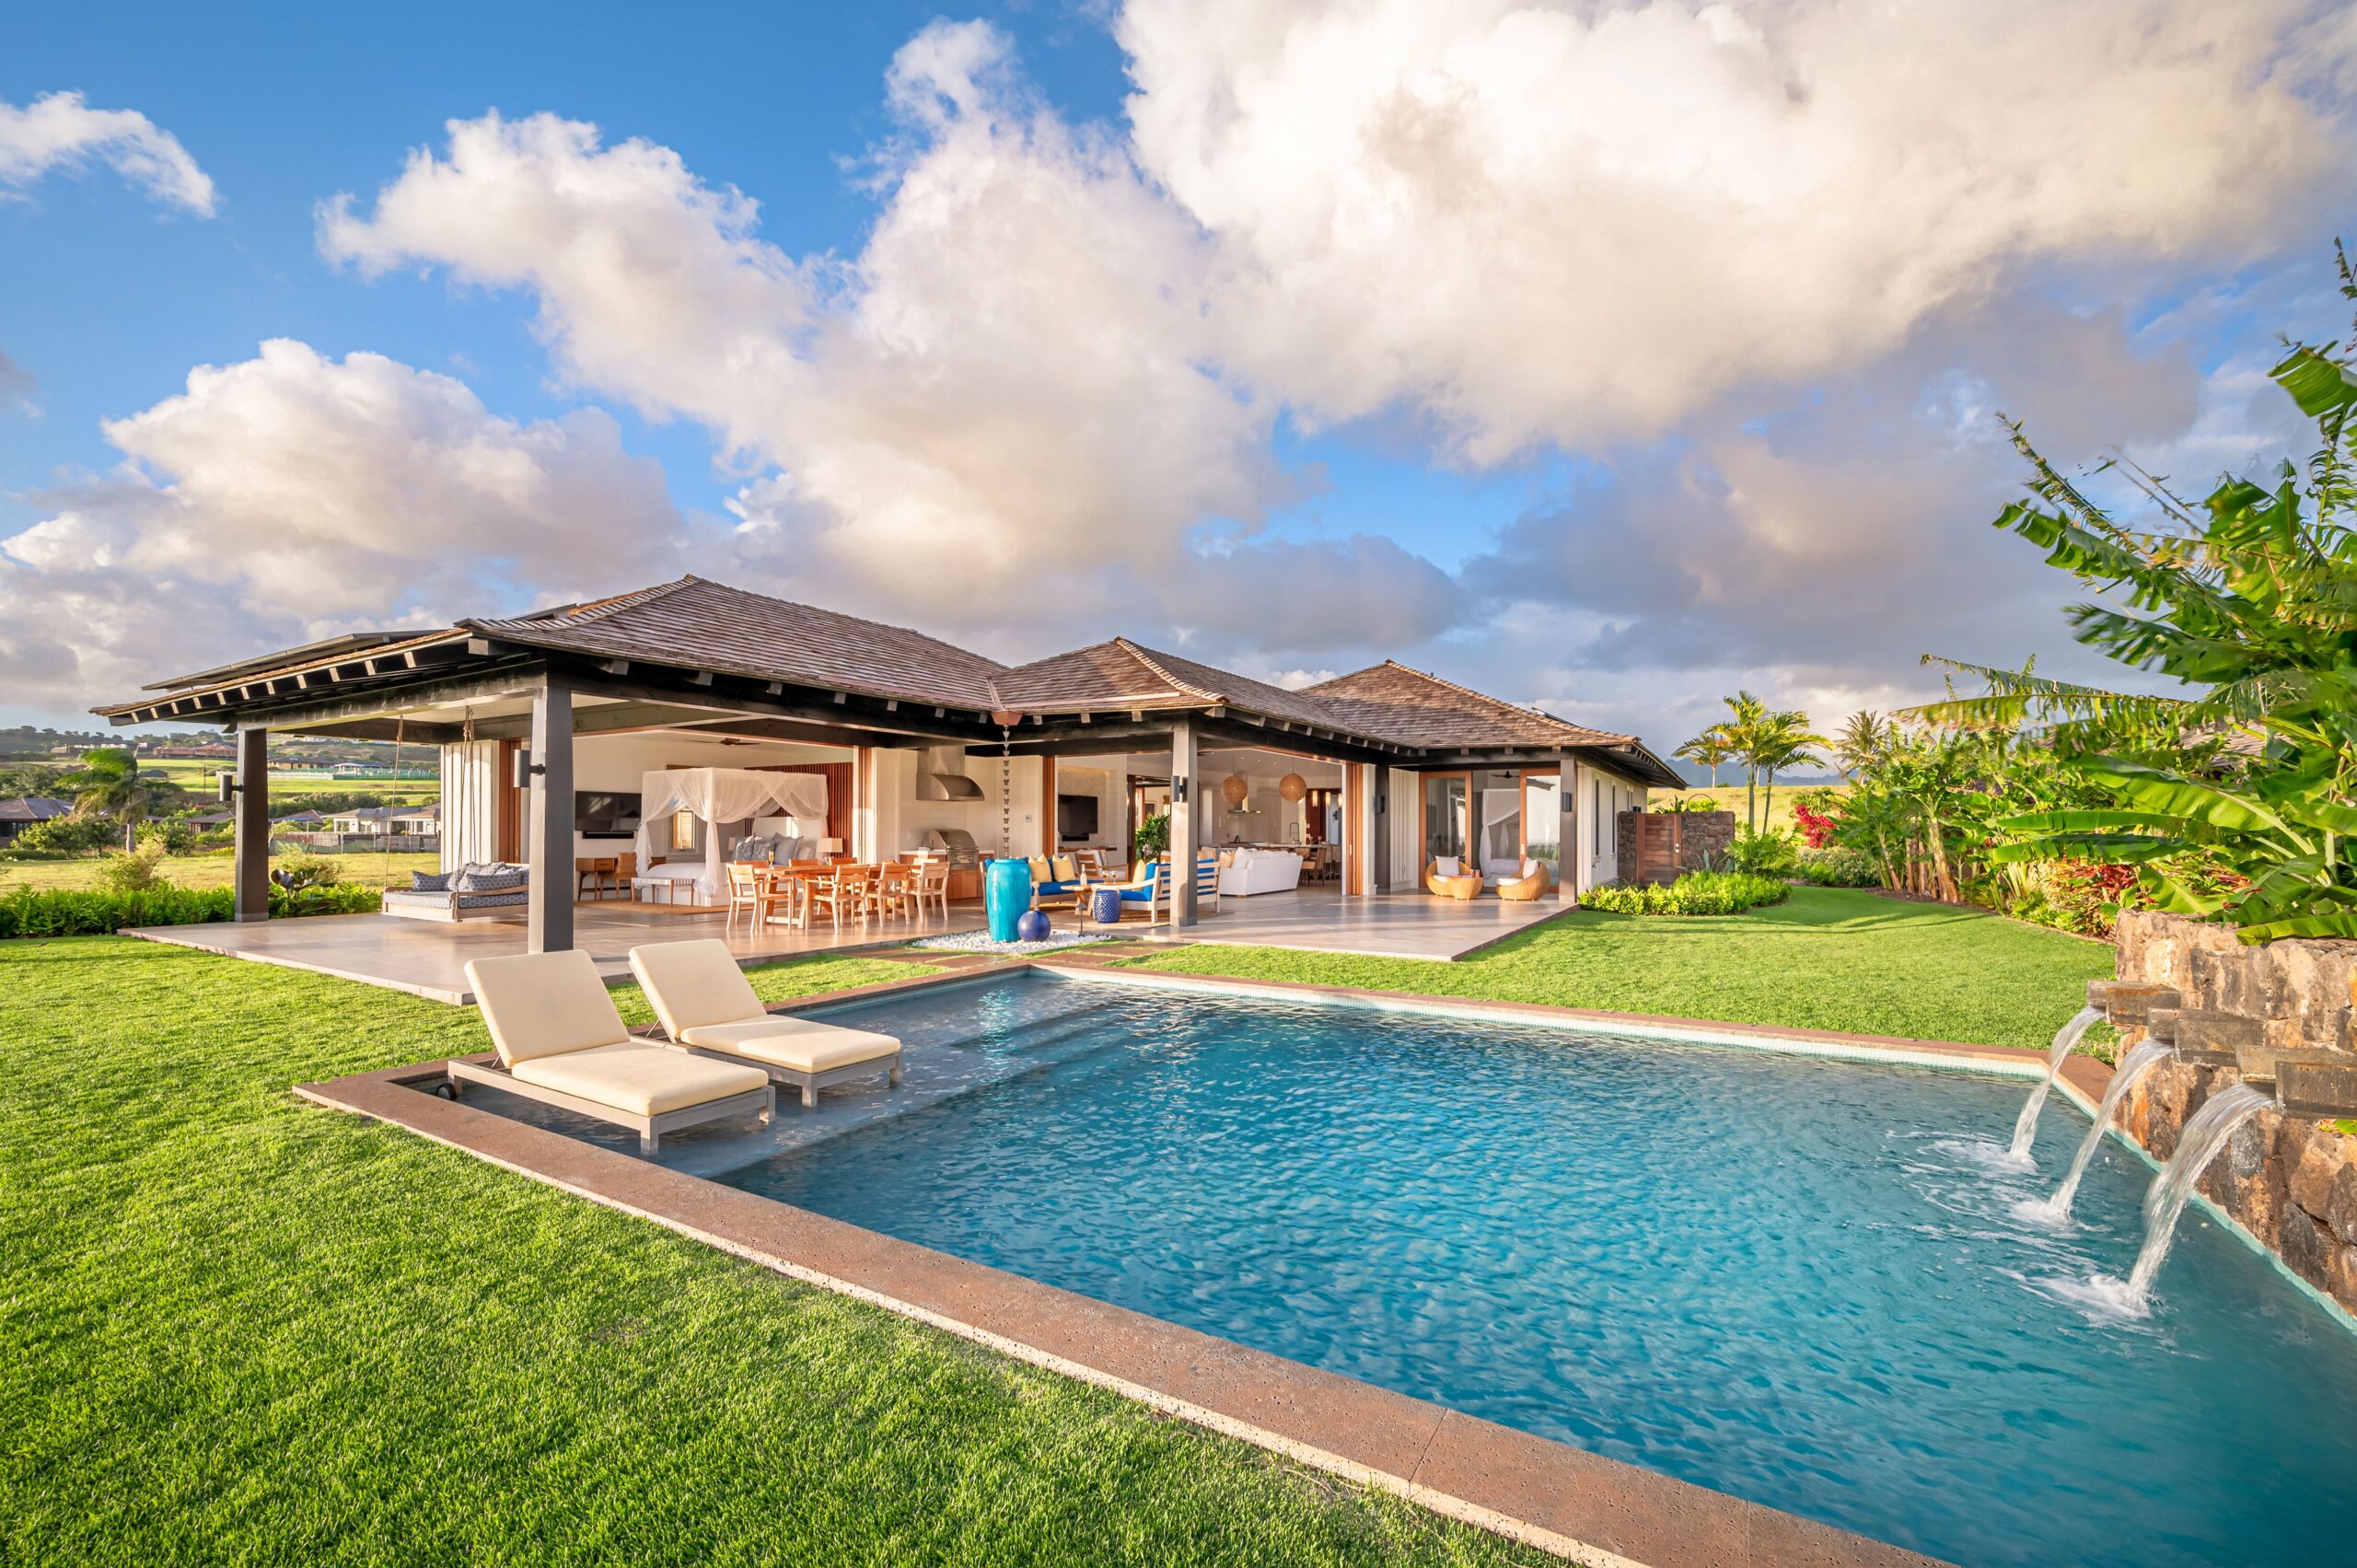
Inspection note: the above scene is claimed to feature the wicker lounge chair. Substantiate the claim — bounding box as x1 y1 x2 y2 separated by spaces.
627 938 903 1109
443 948 773 1154
1426 857 1482 900
1497 857 1550 900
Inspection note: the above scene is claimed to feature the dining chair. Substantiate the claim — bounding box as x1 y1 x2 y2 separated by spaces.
912 860 950 919
726 862 785 929
874 862 915 922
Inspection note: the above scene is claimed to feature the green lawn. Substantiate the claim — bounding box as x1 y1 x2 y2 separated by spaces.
1652 781 1844 834
1126 886 2110 1055
2 850 442 893
0 936 1547 1567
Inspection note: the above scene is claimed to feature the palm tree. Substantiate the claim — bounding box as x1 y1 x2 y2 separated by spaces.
1746 711 1829 832
68 747 160 850
1833 711 1889 776
1710 691 1771 829
1673 727 1734 787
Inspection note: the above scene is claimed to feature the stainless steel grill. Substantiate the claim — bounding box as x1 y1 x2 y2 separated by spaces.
922 827 981 871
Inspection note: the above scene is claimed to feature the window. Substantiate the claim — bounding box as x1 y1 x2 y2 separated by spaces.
669 808 696 852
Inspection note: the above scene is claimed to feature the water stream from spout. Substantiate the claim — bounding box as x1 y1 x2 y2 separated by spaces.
2101 1084 2271 1307
2008 1005 2102 1164
2023 1039 2173 1224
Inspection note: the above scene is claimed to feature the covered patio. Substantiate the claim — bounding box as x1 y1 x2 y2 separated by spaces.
99 575 1682 1000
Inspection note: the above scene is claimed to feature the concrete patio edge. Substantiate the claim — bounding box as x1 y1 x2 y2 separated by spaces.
293 957 1979 1568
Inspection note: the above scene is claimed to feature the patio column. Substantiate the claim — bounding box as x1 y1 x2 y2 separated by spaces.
1169 717 1197 927
232 725 270 923
1557 752 1579 903
527 679 575 954
1369 767 1390 892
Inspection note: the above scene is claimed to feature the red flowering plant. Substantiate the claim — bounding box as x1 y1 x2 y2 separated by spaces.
1792 802 1836 849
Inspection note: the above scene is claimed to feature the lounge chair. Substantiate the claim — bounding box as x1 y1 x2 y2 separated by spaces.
445 949 774 1154
1497 857 1550 900
627 939 903 1109
1426 857 1482 900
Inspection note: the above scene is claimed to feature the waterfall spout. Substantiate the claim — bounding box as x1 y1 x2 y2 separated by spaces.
2009 1005 2102 1164
2025 1039 2173 1223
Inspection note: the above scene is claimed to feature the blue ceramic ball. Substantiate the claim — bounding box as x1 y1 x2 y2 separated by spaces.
1015 910 1051 944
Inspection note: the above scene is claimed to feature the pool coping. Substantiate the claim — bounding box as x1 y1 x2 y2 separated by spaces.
296 960 2032 1568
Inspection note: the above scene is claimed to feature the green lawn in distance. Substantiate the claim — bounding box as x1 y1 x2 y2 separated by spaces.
1 850 443 893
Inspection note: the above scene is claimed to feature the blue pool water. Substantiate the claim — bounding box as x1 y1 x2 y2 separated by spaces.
725 972 2357 1568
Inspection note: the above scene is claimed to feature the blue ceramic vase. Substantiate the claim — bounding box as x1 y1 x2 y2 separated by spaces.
983 857 1032 943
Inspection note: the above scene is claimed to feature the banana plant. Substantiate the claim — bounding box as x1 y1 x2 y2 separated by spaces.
1915 240 2357 943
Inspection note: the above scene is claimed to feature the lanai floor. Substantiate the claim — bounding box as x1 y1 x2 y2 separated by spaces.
125 883 1571 1004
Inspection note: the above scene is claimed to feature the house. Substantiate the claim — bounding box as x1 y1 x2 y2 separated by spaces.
99 575 1679 944
327 804 440 837
0 796 72 844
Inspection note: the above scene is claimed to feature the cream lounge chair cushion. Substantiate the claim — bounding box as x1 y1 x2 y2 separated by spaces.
509 1041 767 1116
678 1016 901 1074
626 938 769 1040
466 948 634 1065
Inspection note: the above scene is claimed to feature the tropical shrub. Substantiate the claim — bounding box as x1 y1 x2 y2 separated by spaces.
1132 811 1170 861
1581 870 1789 916
1922 243 2357 941
134 819 198 854
94 844 170 894
1795 845 1879 887
0 881 381 939
9 815 119 855
1791 801 1836 848
1727 826 1799 877
269 849 342 891
1648 794 1723 813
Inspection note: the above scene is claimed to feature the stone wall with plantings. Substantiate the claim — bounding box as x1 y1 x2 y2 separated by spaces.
1616 807 1734 881
2109 911 2357 1315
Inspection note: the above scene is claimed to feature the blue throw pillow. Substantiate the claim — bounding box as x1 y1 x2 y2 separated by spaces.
411 871 452 892
455 865 528 894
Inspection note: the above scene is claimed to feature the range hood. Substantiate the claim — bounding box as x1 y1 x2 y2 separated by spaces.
915 745 984 801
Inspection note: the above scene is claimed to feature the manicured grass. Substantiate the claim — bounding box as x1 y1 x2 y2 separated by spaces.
1124 886 2110 1055
0 936 1548 1567
1 850 441 893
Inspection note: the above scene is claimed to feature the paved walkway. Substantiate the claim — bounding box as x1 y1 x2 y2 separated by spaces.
126 884 1567 1003
126 902 987 1004
1189 882 1571 960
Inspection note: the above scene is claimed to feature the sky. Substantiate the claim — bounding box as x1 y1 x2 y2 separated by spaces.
5 0 2355 760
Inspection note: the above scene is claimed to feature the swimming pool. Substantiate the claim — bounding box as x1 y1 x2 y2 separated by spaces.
722 971 2357 1568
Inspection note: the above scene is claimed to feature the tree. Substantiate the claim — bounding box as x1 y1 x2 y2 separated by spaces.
1833 711 1890 775
67 748 164 851
1744 710 1830 833
1673 727 1734 787
1916 240 2357 940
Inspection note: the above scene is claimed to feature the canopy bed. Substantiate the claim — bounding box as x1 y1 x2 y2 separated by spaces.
630 767 829 907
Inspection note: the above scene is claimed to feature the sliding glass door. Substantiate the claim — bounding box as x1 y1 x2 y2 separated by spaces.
1422 772 1469 871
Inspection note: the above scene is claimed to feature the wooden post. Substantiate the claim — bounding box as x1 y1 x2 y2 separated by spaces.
1169 718 1197 928
1557 754 1579 902
233 725 270 923
1370 767 1390 892
528 679 574 954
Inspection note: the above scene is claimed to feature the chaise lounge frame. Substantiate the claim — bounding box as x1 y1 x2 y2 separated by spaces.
443 1057 774 1155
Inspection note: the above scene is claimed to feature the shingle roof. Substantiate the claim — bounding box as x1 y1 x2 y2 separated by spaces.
0 796 71 824
1304 662 1684 784
465 576 1010 712
104 575 1678 774
995 640 1350 736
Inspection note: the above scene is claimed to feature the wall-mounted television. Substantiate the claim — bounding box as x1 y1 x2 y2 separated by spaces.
576 791 643 839
1055 793 1098 842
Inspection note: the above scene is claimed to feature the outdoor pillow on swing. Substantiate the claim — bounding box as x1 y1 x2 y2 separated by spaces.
412 871 452 892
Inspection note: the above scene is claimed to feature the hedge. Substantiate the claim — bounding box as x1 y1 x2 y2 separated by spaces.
0 882 381 939
1579 870 1790 917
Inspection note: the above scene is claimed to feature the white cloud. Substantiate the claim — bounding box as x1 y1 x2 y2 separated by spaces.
0 90 216 214
321 24 1281 627
1120 0 2349 460
0 340 683 709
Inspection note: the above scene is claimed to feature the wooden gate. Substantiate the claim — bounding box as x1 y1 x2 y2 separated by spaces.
1632 813 1684 886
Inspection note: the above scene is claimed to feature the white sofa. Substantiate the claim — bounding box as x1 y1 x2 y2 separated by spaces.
1219 847 1303 897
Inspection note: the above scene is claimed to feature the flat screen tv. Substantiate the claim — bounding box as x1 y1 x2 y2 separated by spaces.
1055 793 1098 842
576 790 642 839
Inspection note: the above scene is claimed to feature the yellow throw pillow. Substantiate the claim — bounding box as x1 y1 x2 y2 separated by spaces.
1028 856 1053 882
1052 854 1078 881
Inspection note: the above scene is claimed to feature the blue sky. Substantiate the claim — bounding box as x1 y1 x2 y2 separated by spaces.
4 1 2351 753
